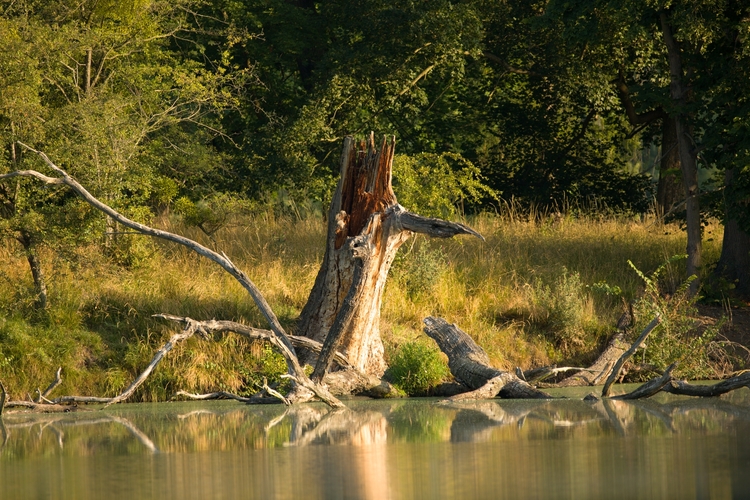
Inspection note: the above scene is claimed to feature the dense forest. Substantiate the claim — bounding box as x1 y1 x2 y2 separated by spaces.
0 0 749 401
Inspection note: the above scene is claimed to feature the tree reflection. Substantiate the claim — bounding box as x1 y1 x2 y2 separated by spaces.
1 391 750 458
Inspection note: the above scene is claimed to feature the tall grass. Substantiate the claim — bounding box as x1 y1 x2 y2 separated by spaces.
0 208 724 400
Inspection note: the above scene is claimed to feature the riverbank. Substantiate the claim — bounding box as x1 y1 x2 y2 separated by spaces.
0 211 742 400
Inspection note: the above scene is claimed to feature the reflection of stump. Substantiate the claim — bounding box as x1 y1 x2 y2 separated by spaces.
297 134 481 377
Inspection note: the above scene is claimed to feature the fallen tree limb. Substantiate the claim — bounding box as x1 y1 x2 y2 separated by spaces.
424 317 551 399
521 365 592 384
6 143 297 360
664 371 750 397
602 315 661 397
174 390 281 405
155 315 344 408
447 375 517 401
32 367 63 403
558 333 629 387
611 363 677 400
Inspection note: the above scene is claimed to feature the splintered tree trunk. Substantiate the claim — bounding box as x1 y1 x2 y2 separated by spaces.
297 134 481 377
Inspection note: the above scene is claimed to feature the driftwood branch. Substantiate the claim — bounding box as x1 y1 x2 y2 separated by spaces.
611 363 677 400
664 371 750 397
424 317 551 399
399 210 484 241
41 367 63 400
559 333 629 387
1 144 348 408
156 315 344 408
520 365 591 384
5 142 296 358
602 316 661 397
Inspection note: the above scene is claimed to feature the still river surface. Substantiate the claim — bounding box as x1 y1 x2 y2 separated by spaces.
3 385 750 500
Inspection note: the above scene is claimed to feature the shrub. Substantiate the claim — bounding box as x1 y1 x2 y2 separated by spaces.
385 340 450 396
532 267 594 355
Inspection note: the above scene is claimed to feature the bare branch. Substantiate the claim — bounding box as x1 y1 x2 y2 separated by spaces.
42 367 63 399
602 316 662 397
10 143 296 357
399 209 484 241
611 363 676 400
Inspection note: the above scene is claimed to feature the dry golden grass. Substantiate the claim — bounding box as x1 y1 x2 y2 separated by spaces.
0 210 724 399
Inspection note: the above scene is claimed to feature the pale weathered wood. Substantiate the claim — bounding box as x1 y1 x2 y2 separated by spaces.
558 333 629 387
447 375 515 401
522 365 590 384
156 315 344 408
611 363 676 400
664 371 750 397
423 317 502 389
602 316 661 397
424 317 552 399
297 135 482 378
41 367 63 399
7 142 297 358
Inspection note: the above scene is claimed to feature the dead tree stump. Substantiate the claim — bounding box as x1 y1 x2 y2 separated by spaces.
297 134 481 378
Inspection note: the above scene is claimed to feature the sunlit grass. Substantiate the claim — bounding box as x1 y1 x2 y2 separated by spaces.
0 209 724 400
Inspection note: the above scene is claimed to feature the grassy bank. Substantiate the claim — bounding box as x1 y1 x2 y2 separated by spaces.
0 211 727 400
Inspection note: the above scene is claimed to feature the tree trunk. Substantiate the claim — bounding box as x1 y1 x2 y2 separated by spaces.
656 116 684 215
715 168 750 299
661 11 702 296
296 134 481 377
17 229 48 310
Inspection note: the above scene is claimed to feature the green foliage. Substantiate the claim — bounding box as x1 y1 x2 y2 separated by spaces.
174 193 255 237
385 340 450 396
392 242 448 300
532 268 596 356
393 153 497 217
626 257 722 380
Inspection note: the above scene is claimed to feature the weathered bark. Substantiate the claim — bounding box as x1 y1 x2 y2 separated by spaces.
423 317 551 399
297 135 481 377
661 11 702 296
714 168 750 299
16 229 48 309
656 117 685 215
664 371 750 397
602 316 661 397
611 363 676 400
557 332 629 387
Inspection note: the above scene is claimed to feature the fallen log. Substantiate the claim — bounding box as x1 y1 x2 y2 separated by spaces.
424 317 551 399
664 371 750 397
557 332 629 387
602 316 661 397
611 363 677 400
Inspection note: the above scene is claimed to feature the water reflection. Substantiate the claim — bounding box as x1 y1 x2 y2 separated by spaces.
2 391 749 455
3 389 750 499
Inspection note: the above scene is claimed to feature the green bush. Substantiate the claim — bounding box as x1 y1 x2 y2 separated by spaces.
627 257 723 379
392 152 497 217
532 267 594 355
385 340 450 396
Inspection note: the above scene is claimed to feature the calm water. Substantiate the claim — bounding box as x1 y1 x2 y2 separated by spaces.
3 387 750 500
